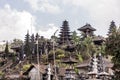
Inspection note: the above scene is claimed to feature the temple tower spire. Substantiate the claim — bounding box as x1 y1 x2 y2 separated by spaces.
59 20 71 45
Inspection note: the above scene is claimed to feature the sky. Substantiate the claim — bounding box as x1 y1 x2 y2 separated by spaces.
0 0 120 41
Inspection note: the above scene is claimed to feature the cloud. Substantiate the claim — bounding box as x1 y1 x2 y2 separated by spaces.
1 0 120 41
0 4 36 41
38 24 59 39
63 0 120 36
24 0 61 14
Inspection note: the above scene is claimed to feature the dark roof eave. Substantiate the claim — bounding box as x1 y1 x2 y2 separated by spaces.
78 28 96 31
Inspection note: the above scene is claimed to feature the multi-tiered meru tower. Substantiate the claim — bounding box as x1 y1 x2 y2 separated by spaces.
59 20 71 45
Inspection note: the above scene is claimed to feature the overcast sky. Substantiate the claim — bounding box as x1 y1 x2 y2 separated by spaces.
0 0 120 41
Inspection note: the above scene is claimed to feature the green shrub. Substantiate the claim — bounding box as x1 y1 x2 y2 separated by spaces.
0 71 4 76
22 64 31 71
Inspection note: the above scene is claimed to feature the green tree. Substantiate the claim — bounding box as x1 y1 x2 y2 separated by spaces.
96 43 106 56
4 41 9 58
108 21 116 35
48 49 65 61
71 31 80 45
80 36 96 59
71 32 96 61
106 23 120 80
24 31 31 56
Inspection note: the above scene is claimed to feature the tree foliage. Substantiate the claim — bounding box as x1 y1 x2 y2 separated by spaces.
24 32 31 56
108 21 117 35
96 43 106 56
48 49 65 60
79 36 96 59
71 31 80 45
106 24 120 80
4 41 9 57
72 31 97 60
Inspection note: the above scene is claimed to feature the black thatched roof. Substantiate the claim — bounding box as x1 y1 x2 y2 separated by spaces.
93 36 105 41
76 59 90 68
78 23 96 31
62 56 78 64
